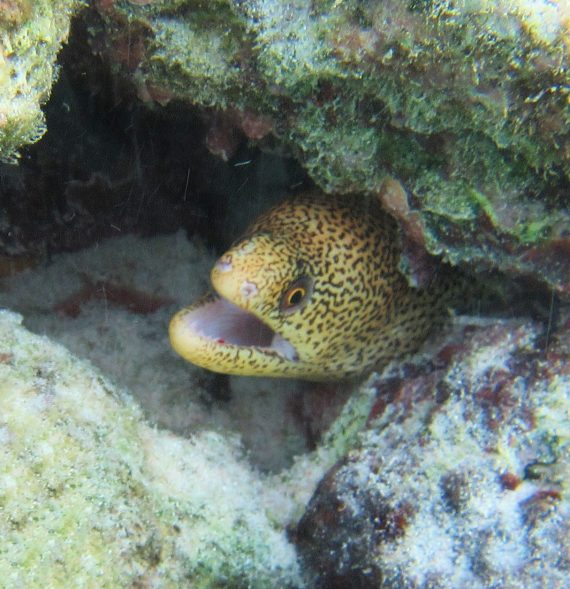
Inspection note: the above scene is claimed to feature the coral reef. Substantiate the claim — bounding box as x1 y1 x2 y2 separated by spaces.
0 310 302 588
1 5 568 583
90 0 570 295
0 0 81 161
1 230 568 586
295 312 570 588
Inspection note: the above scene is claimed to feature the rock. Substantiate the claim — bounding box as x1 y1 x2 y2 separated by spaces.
89 0 570 294
0 0 82 160
295 313 570 588
0 310 301 588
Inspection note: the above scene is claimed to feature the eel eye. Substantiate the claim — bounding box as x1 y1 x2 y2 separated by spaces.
287 287 305 306
280 276 313 313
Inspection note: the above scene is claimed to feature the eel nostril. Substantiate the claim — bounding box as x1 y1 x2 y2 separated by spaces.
240 281 258 299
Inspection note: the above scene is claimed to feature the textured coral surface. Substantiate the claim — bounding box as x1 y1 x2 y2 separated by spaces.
0 310 302 588
0 0 81 161
295 314 570 588
89 0 570 295
3 1 568 291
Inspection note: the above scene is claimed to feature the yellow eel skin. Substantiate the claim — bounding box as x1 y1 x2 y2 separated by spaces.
169 190 454 381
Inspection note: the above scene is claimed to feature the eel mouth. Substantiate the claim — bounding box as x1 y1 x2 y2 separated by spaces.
173 295 299 362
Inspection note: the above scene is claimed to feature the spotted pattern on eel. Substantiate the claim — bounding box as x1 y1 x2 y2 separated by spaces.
169 190 455 381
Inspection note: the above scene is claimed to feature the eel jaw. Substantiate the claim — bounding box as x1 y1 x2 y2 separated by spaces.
169 295 299 375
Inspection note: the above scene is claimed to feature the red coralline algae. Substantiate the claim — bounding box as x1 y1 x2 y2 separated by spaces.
238 110 274 141
94 0 114 13
205 113 243 162
144 83 173 106
55 276 172 318
521 238 570 299
110 33 146 72
295 311 570 588
499 472 522 491
204 109 274 161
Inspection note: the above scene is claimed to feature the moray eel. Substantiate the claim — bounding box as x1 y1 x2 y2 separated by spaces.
169 191 453 381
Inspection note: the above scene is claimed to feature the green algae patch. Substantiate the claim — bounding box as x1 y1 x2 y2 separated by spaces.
147 16 245 109
0 311 301 588
0 0 82 160
92 0 570 294
2 0 568 289
0 313 152 587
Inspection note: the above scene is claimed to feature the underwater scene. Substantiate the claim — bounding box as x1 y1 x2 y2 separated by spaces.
0 1 569 587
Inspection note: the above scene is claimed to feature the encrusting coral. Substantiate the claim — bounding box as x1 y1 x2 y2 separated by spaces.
296 313 570 588
90 0 570 296
0 310 302 588
3 2 568 290
0 0 81 161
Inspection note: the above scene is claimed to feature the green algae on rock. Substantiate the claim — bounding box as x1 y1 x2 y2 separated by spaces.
92 0 570 296
0 0 82 161
0 310 301 588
